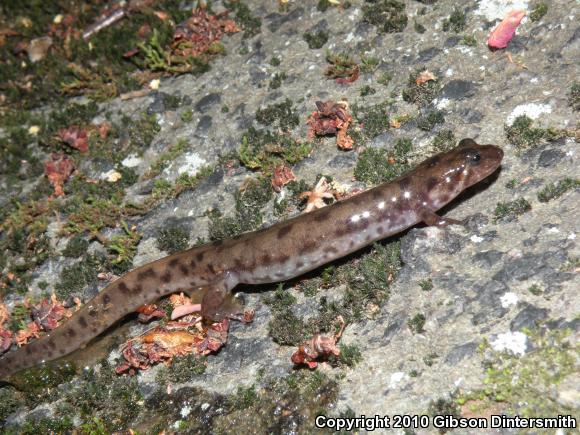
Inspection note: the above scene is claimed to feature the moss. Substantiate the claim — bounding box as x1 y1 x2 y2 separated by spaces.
568 81 580 111
12 361 76 407
0 387 24 424
354 138 412 185
145 138 190 179
255 99 299 131
207 177 272 240
432 129 456 151
505 179 519 189
417 110 445 131
335 344 363 367
408 313 426 334
493 198 531 223
270 56 281 66
402 69 440 107
528 284 543 295
303 30 329 49
419 278 433 291
317 0 332 11
63 235 90 258
54 254 104 299
362 0 408 33
360 56 380 73
224 1 262 38
106 222 141 273
325 51 359 81
537 178 580 202
414 20 426 33
359 85 376 97
221 104 230 113
442 8 467 32
19 416 75 435
156 354 207 384
377 71 393 86
127 113 161 150
238 127 312 173
266 288 309 346
428 397 460 433
504 115 547 151
180 108 194 123
461 328 577 418
351 101 392 141
461 35 477 46
530 3 548 22
423 352 438 367
156 226 190 254
269 71 287 90
65 362 142 432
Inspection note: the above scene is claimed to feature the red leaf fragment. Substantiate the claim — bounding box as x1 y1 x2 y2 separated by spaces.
58 125 89 152
31 295 68 331
488 10 526 50
271 165 296 192
44 153 75 198
307 100 354 150
172 8 240 58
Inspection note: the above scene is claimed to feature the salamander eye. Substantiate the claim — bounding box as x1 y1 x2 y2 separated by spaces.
467 151 481 165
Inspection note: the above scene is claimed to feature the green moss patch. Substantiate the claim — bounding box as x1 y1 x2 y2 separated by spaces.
362 0 408 33
156 226 190 254
303 30 329 49
493 198 531 223
354 138 412 185
530 3 548 22
442 8 467 33
402 69 441 107
537 178 580 203
569 82 580 111
504 115 547 151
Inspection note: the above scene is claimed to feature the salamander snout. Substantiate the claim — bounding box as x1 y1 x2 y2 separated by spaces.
458 140 504 187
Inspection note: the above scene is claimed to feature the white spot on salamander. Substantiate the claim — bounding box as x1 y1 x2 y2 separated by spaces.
351 214 360 223
362 211 370 218
391 196 397 202
377 201 385 209
403 191 411 199
445 176 451 183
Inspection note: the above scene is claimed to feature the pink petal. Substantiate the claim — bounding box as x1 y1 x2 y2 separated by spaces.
488 10 526 50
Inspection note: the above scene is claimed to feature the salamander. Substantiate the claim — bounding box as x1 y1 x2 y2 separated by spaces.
0 138 503 381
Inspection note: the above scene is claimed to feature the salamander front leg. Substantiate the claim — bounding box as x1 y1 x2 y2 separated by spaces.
420 209 464 227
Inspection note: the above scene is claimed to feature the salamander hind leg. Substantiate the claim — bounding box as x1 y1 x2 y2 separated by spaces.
200 272 244 322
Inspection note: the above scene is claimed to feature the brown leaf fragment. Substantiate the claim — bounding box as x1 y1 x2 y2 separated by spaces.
58 125 89 152
271 165 296 192
45 153 75 198
27 36 53 62
0 303 9 327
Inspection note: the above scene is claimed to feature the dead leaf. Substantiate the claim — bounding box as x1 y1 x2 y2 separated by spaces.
299 177 336 213
415 70 437 85
58 125 89 152
271 165 296 192
45 153 75 197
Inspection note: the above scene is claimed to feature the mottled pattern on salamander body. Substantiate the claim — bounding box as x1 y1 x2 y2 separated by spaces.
0 138 503 381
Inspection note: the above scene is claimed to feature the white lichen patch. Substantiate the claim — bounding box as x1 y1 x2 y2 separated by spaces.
122 154 142 167
491 331 528 356
172 152 207 175
435 98 450 109
388 372 409 388
500 292 519 308
506 103 552 125
475 0 529 21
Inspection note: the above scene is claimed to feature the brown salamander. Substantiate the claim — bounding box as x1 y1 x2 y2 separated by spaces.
0 138 503 380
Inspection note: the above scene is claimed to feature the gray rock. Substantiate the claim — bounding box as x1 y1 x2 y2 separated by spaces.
537 148 565 167
510 303 549 331
195 93 222 112
441 80 476 100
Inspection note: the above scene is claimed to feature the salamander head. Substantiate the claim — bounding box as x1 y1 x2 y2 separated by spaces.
421 138 504 208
